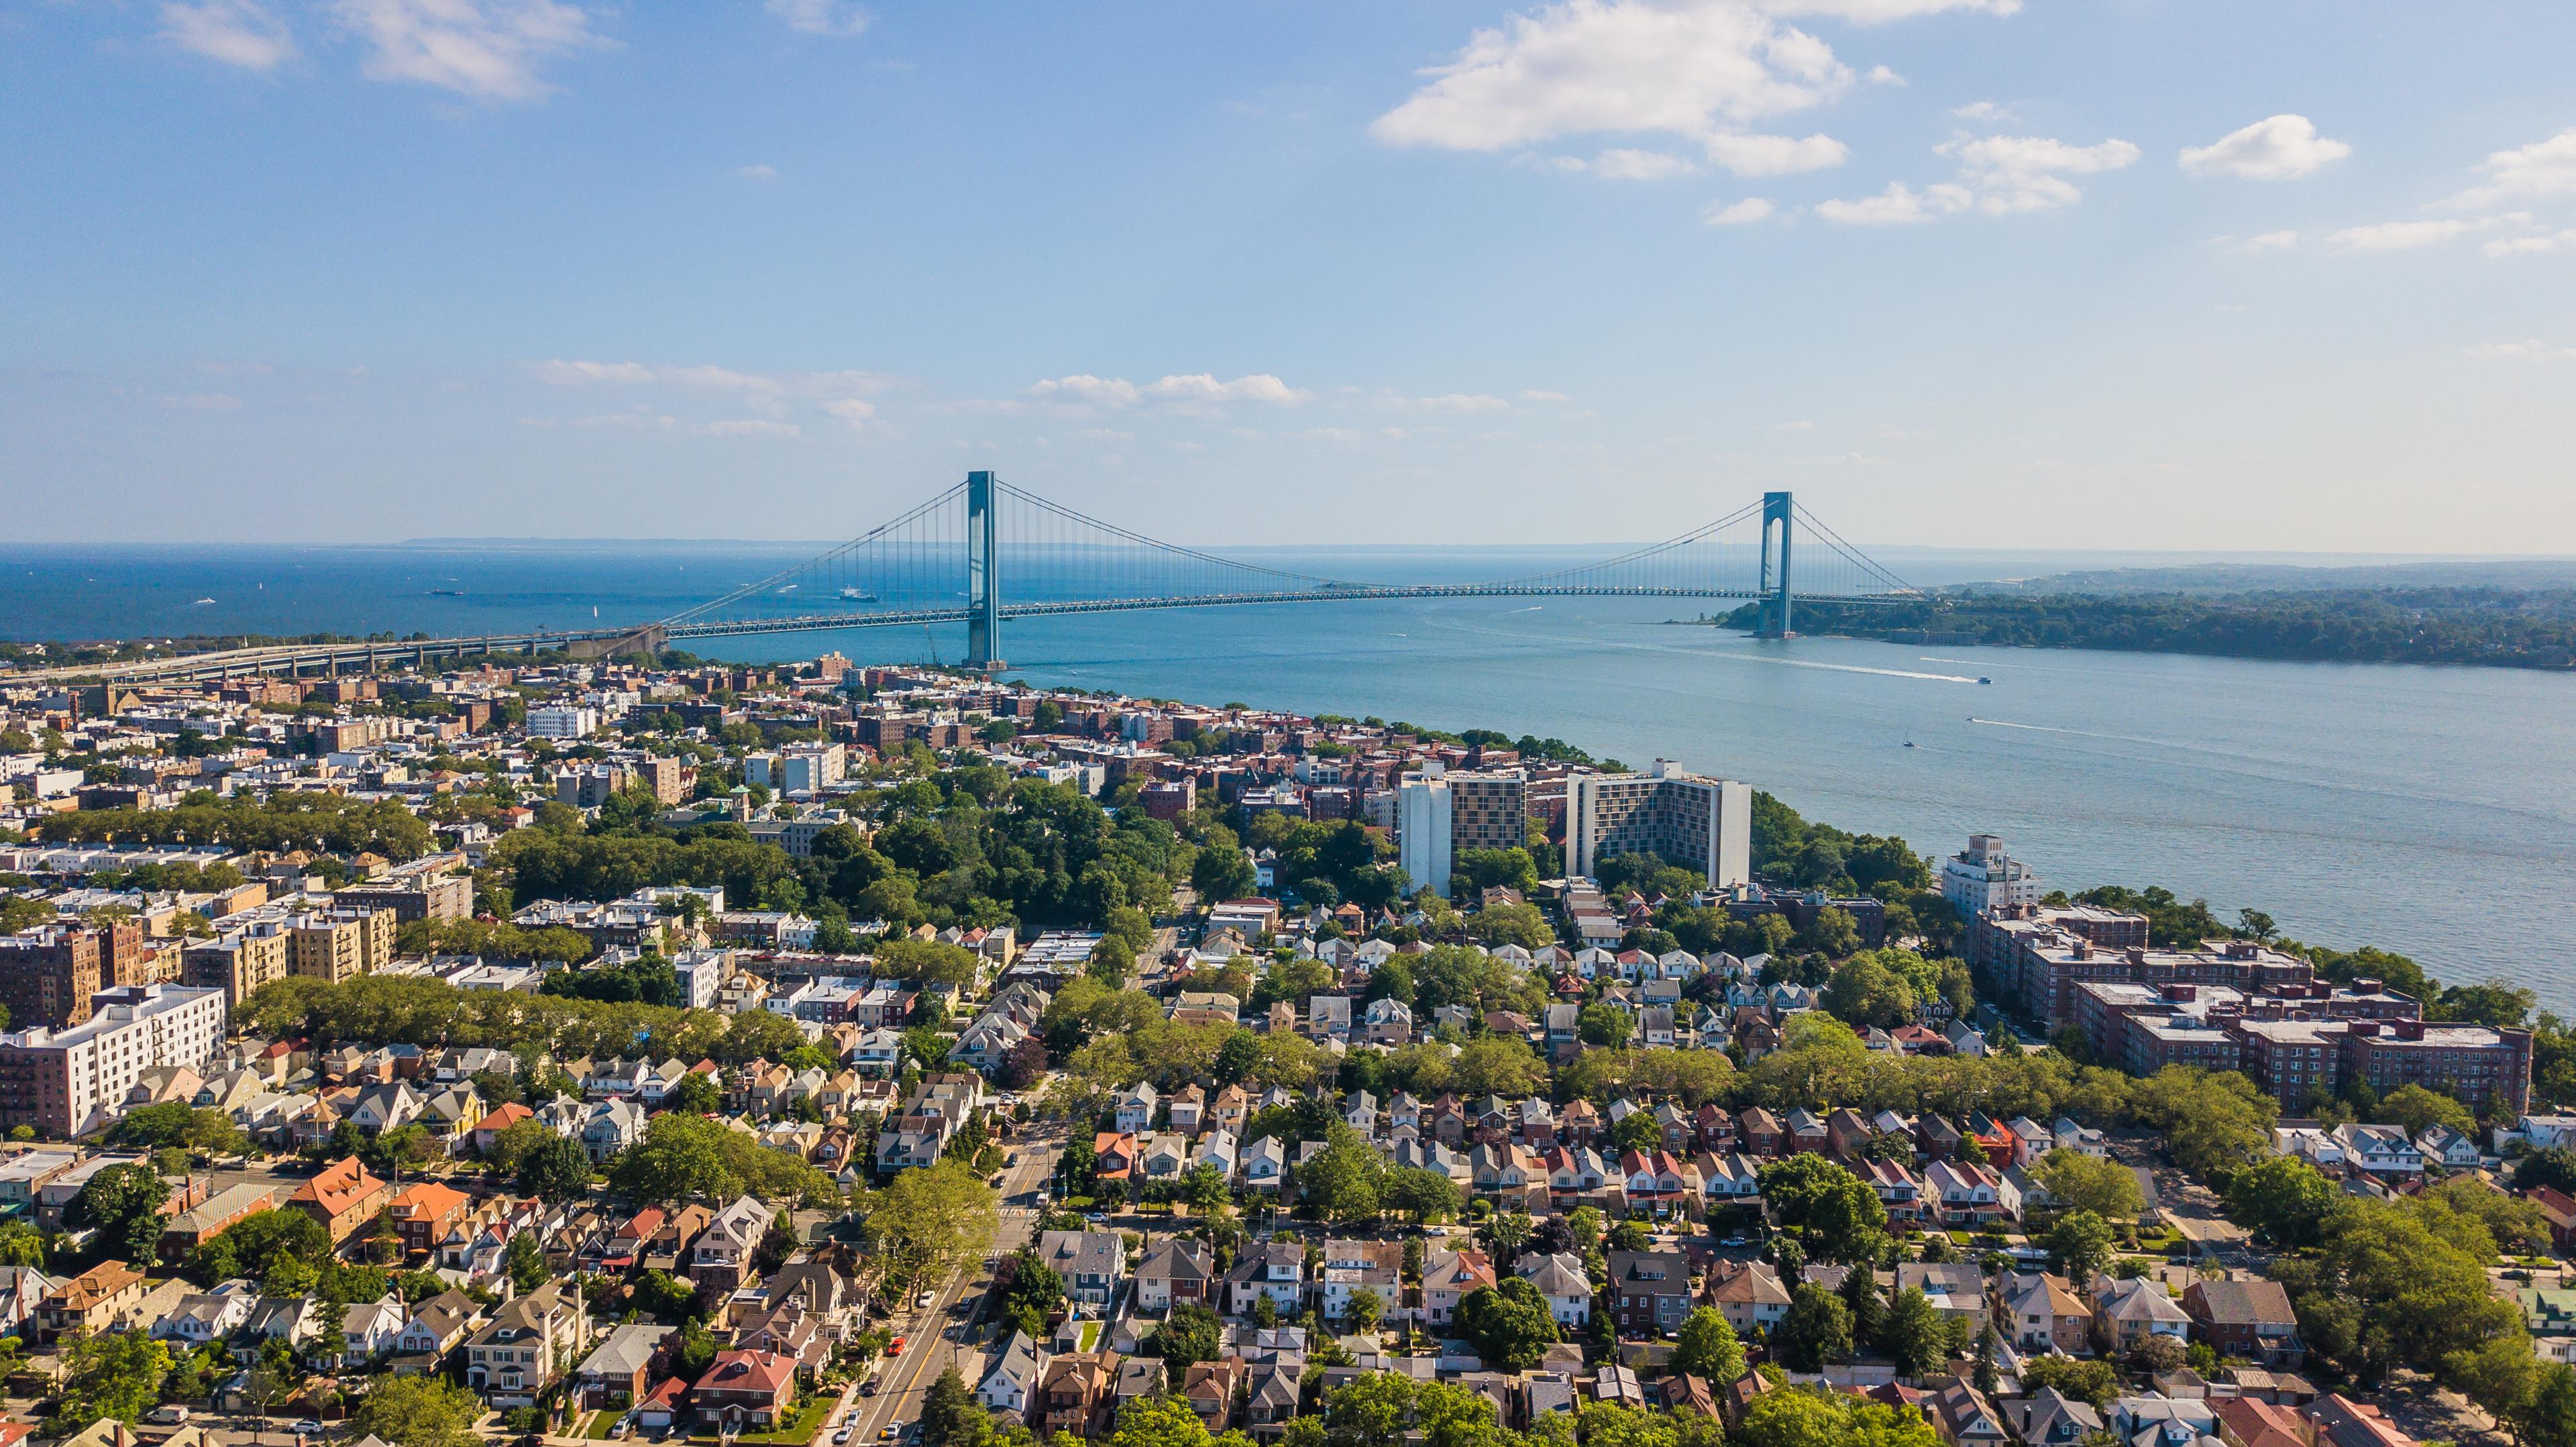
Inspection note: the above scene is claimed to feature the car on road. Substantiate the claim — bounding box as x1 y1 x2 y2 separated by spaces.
859 1381 879 1397
146 1408 190 1426
916 1289 936 1309
833 1429 853 1444
292 1421 325 1436
879 1430 897 1443
888 1336 906 1356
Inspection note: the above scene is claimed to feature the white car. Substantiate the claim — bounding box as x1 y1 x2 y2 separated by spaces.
916 1289 936 1309
146 1408 190 1426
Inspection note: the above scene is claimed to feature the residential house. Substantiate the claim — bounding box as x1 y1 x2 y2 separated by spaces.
1929 1378 2012 1447
1701 1260 1794 1336
465 1279 591 1407
2182 1279 2304 1371
1419 1249 1495 1329
2094 1276 2194 1356
1136 1237 1216 1314
290 1157 391 1243
1897 1263 1990 1336
576 1323 673 1411
695 1350 799 1429
1606 1250 1695 1336
36 1261 149 1342
978 1330 1046 1419
1519 1252 1593 1329
691 1195 772 1295
2000 1273 2093 1355
1182 1357 1245 1432
1036 1230 1127 1308
1224 1241 1303 1318
1040 1352 1122 1438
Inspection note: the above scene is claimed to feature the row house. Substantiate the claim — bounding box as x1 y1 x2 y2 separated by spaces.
1418 1249 1495 1328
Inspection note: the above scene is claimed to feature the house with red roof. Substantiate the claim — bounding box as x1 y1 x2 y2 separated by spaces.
470 1103 534 1155
693 1349 798 1428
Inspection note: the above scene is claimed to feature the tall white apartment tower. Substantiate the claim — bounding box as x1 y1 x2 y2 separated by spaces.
1398 764 1456 900
1565 761 1752 889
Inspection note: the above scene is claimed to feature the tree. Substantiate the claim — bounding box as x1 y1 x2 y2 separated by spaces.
2223 1156 2343 1249
346 1374 486 1447
195 1207 331 1283
1578 1004 1633 1050
1456 1277 1557 1371
2019 1355 2121 1410
1821 955 1916 1031
1297 1128 1388 1223
515 1132 594 1203
2032 1149 2144 1223
2518 1147 2576 1197
1774 1284 1856 1372
2045 1212 2118 1283
865 1159 1000 1289
1758 1155 1888 1263
1151 1303 1223 1370
2128 1332 2188 1374
505 1230 549 1294
608 1110 837 1205
671 1070 723 1115
2379 1083 2477 1140
56 1330 171 1432
1671 1307 1746 1383
2131 1067 2277 1176
1346 1287 1385 1334
70 1162 170 1262
1384 1167 1461 1224
1882 1287 1951 1379
1609 1111 1666 1155
921 1366 986 1447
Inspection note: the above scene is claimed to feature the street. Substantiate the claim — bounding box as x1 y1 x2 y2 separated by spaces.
841 1132 1063 1444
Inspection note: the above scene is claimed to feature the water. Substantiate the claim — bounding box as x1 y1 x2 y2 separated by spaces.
6 542 2572 1008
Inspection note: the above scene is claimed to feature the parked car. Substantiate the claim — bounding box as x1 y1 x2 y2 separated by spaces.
888 1336 906 1356
146 1408 190 1426
860 1381 880 1397
833 1430 853 1444
292 1422 325 1436
916 1289 936 1309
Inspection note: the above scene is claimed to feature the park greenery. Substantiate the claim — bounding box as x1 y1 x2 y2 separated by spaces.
1724 586 2576 671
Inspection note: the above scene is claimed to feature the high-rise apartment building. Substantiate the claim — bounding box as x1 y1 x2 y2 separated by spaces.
1398 765 1530 898
1564 762 1752 890
182 923 291 1006
0 928 103 1029
1939 835 2046 917
0 983 229 1137
288 907 396 983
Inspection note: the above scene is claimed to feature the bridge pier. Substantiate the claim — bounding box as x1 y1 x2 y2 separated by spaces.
964 470 1005 672
1757 490 1796 639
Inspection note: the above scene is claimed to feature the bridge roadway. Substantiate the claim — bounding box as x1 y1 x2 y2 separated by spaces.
12 582 1900 686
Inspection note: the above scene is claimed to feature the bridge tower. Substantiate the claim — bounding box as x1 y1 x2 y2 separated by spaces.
1758 490 1795 639
965 471 1004 671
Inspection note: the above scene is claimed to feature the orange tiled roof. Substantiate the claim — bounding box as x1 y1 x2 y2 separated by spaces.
292 1155 386 1216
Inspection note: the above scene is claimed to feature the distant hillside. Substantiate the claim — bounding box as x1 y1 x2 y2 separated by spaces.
1994 559 2576 594
1711 586 2576 669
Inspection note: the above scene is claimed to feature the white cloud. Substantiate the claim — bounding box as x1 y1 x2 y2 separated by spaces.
1815 180 1965 224
764 0 869 38
2326 216 2518 252
1074 428 1136 441
2449 128 2576 209
1703 130 1846 175
1028 373 1309 409
1951 99 2009 121
1750 0 2018 16
2487 229 2576 256
1395 393 1511 412
1593 148 1697 180
701 419 801 437
737 164 778 182
1703 196 1776 225
535 359 655 384
158 0 299 69
1938 133 2141 212
1864 64 1902 85
822 398 875 427
1519 389 1572 402
2462 339 2576 361
2179 115 2350 180
1370 0 1860 178
158 392 245 411
327 0 605 103
2222 230 2301 254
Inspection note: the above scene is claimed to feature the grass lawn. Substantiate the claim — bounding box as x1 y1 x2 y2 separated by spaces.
694 1399 833 1447
584 1410 624 1440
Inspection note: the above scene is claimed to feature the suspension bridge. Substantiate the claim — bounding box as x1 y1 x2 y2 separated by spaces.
32 478 1919 683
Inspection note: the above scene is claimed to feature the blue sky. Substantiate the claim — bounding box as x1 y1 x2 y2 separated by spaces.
3 0 2573 552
